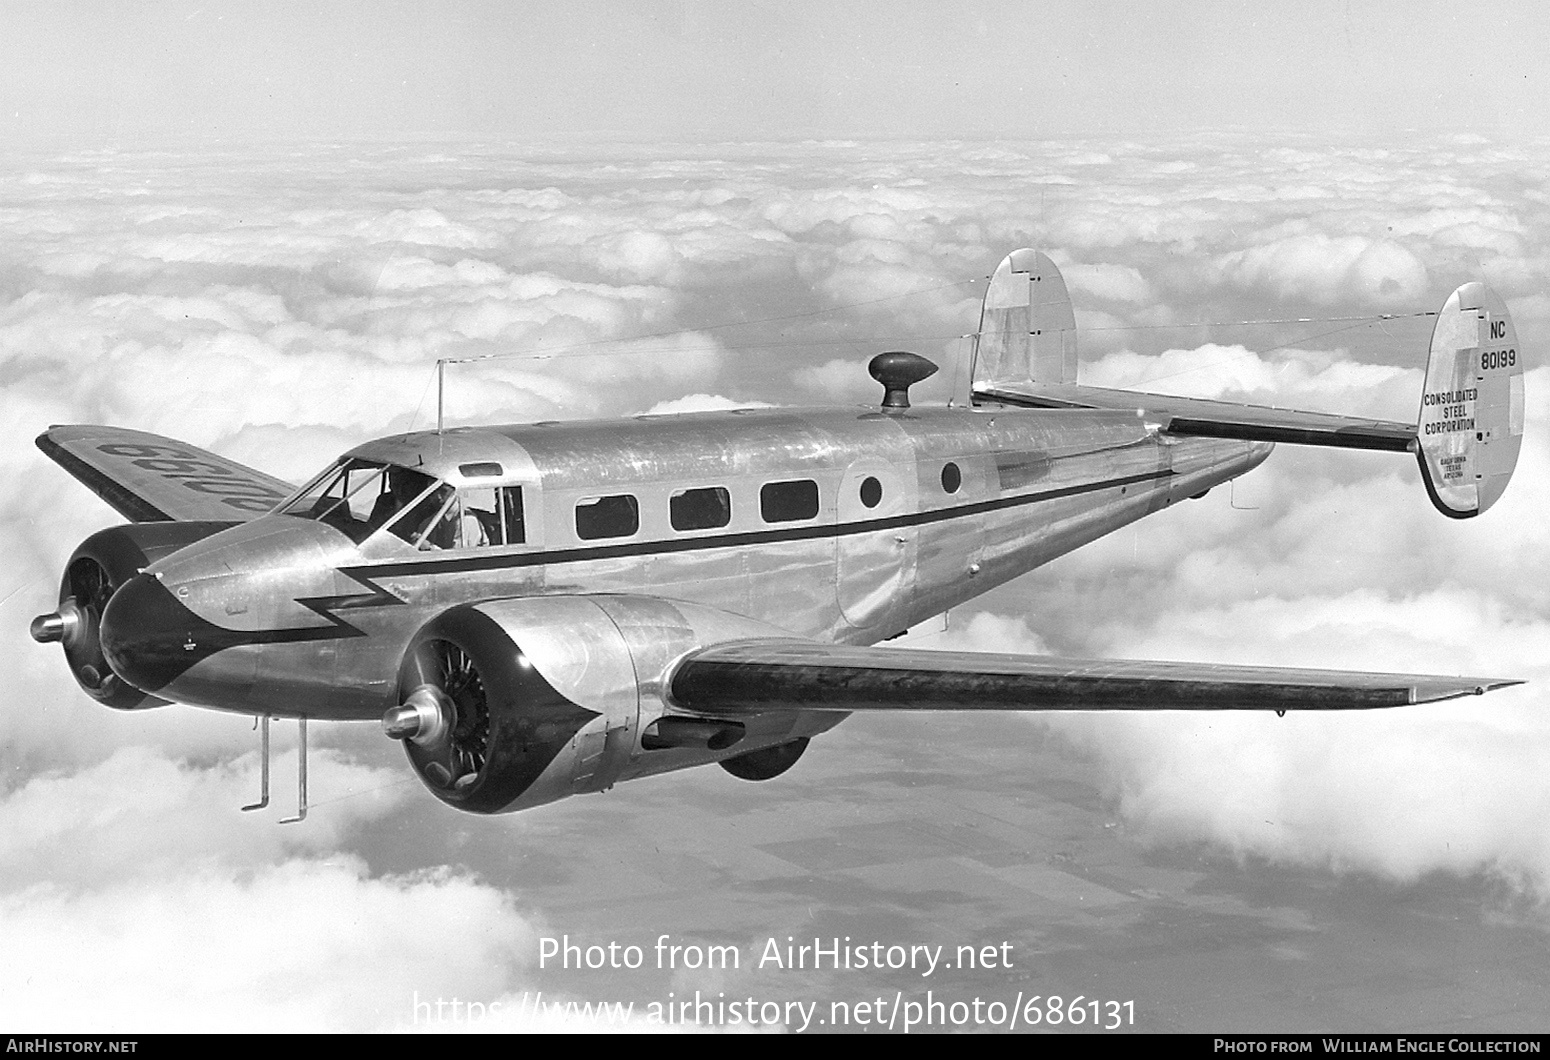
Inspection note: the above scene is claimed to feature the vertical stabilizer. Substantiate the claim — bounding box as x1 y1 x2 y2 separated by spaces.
969 249 1078 391
1416 282 1524 517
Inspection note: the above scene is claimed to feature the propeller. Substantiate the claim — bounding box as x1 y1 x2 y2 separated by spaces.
386 638 491 792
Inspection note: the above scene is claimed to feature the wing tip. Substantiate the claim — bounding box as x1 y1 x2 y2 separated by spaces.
1411 677 1524 704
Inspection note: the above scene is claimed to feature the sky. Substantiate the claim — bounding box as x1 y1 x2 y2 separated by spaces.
4 1 1550 144
2 0 1549 1035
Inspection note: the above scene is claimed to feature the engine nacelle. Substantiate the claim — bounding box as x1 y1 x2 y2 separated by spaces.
31 522 236 710
389 595 844 814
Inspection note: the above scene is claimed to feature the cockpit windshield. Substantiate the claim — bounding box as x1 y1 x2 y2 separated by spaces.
279 459 444 544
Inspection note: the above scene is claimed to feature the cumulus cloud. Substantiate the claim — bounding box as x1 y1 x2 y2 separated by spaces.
1212 235 1430 306
897 610 1050 656
0 858 539 1032
641 393 776 416
0 736 561 1031
1053 700 1550 889
0 745 407 885
1062 261 1154 304
928 583 1550 898
1081 342 1418 418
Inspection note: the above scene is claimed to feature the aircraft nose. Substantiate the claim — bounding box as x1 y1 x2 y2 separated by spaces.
100 573 203 694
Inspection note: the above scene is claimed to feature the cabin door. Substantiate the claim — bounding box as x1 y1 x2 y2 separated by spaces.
835 457 917 633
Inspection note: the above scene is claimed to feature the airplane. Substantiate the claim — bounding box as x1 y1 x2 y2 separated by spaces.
28 249 1526 819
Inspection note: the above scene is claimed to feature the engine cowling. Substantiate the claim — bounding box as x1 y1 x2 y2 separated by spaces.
30 522 236 710
385 595 844 814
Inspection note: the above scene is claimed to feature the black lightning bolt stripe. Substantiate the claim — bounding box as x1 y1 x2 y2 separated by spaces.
291 568 411 638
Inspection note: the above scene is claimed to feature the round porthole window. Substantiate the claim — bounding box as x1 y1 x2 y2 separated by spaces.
941 461 962 494
860 476 883 508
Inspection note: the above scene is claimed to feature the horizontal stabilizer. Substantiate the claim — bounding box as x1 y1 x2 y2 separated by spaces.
669 640 1519 714
976 382 1418 452
38 425 295 523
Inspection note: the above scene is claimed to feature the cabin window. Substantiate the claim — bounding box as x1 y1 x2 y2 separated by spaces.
670 486 731 531
941 462 962 494
575 494 639 540
760 479 819 523
859 476 883 508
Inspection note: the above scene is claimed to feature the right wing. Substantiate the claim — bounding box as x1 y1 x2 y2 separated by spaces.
669 640 1520 714
37 425 295 523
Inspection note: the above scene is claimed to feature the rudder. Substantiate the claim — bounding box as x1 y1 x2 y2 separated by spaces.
969 249 1078 390
1416 282 1525 517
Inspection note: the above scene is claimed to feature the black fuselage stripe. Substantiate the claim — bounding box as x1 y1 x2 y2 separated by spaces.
348 467 1175 580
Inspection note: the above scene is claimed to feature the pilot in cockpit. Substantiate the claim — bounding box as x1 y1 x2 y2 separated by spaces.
370 467 452 546
418 485 459 548
369 467 422 529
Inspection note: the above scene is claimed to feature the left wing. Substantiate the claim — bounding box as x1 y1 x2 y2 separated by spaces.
669 640 1520 713
37 425 295 523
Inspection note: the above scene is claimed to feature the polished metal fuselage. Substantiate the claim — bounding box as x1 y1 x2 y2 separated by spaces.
140 402 1272 736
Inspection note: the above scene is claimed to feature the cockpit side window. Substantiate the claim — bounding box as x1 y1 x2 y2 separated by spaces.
388 482 457 549
369 467 441 535
501 486 526 545
426 485 526 549
459 487 501 547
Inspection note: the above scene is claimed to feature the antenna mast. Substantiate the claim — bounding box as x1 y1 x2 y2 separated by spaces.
436 359 445 434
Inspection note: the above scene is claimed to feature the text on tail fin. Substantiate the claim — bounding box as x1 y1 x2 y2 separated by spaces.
1416 282 1524 518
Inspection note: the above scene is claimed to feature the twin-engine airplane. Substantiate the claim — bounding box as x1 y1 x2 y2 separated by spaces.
30 250 1526 818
